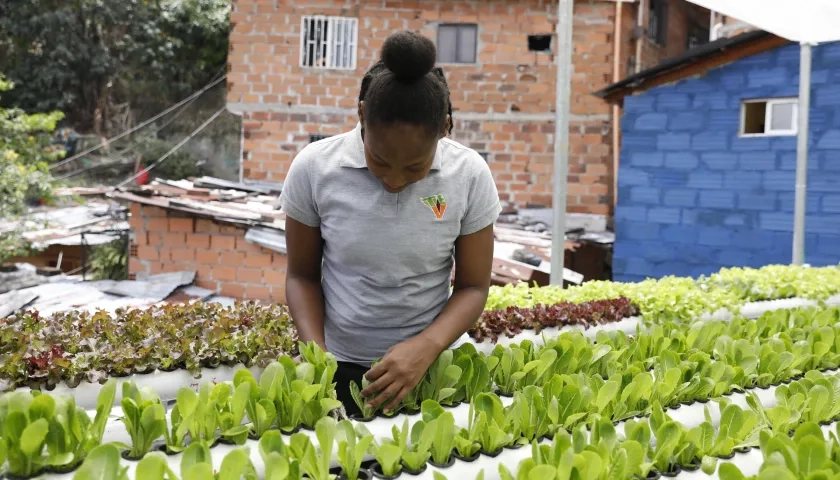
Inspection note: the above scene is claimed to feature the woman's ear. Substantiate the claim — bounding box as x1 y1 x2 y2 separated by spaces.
357 101 365 125
441 114 452 139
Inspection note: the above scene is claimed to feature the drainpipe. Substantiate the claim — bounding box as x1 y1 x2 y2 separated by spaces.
635 0 646 73
612 0 623 209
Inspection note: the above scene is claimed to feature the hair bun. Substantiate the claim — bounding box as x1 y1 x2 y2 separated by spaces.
380 31 437 83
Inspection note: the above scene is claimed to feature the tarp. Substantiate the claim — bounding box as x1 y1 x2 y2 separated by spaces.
688 0 840 44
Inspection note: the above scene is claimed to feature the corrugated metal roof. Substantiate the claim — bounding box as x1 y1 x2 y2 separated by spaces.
0 201 128 248
0 268 224 318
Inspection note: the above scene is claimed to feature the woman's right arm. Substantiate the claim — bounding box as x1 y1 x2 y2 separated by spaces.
285 218 327 351
280 146 327 351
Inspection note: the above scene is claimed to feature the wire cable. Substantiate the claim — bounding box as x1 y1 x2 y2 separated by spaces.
55 93 206 181
114 107 227 189
49 74 227 171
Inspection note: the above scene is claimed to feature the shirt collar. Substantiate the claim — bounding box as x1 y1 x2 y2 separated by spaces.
340 122 442 171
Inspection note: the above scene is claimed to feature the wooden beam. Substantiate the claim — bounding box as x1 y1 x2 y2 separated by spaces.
602 35 790 103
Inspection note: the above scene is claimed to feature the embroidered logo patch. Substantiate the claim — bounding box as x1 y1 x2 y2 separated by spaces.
421 194 447 219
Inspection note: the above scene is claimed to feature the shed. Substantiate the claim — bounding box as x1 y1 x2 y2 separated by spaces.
595 31 840 281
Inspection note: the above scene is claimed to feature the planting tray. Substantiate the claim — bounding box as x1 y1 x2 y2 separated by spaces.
12 364 263 410
673 418 840 480
466 315 642 355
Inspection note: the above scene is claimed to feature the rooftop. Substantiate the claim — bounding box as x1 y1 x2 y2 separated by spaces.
0 263 235 318
0 200 129 249
111 176 614 287
594 30 789 103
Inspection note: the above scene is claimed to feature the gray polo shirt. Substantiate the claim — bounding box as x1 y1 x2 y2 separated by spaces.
281 123 501 365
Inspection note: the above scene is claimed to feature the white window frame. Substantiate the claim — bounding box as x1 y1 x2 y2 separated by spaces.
739 97 799 137
299 16 358 70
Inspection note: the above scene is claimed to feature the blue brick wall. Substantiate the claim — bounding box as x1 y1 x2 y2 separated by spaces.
614 42 840 281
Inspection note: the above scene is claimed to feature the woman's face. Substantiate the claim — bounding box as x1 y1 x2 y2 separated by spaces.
362 122 440 194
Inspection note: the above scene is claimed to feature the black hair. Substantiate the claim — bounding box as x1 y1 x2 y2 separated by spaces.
358 31 453 136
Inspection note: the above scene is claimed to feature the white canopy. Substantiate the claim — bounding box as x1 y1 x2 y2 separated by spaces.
687 0 840 44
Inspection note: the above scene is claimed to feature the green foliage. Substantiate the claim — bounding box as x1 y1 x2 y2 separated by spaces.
0 75 63 262
89 239 128 280
137 138 204 181
0 0 230 132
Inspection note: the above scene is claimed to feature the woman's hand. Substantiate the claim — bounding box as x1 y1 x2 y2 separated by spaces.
360 334 440 413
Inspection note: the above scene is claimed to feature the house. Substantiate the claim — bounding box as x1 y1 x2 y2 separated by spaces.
123 0 741 300
0 200 129 276
596 31 840 282
226 0 720 217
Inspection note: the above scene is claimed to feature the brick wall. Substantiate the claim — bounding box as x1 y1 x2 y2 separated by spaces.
227 0 710 216
128 203 288 302
613 41 840 282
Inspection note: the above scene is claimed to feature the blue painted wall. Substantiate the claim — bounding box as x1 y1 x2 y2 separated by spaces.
614 41 840 282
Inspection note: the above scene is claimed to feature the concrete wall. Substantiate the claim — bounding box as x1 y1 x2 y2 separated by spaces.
227 0 709 215
613 41 840 282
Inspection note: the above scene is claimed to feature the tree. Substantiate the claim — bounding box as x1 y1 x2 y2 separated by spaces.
0 0 230 134
0 74 64 263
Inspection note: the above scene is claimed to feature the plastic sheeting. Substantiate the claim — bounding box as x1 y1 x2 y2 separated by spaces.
688 0 840 44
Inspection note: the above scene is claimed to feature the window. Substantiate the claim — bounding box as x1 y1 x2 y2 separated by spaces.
437 24 478 64
309 134 333 143
686 23 710 50
647 0 668 46
478 152 490 162
300 16 358 70
527 35 552 53
740 98 798 136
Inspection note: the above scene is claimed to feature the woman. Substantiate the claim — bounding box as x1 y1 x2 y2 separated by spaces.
281 30 500 415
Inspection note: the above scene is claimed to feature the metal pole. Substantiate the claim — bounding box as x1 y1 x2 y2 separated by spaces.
81 231 86 281
792 42 812 265
550 0 574 286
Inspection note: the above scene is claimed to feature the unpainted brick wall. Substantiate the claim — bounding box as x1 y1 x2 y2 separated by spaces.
129 203 288 302
227 0 711 215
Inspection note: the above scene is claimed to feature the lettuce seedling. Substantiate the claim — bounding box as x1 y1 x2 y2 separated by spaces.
163 401 189 454
72 444 129 480
174 382 220 448
392 417 431 471
0 391 66 476
336 420 374 480
118 382 167 459
423 411 456 464
290 417 336 480
263 451 304 480
234 367 278 437
289 360 342 429
86 378 117 452
135 451 178 479
650 421 683 474
374 442 402 477
349 376 378 419
180 443 213 480
216 447 257 480
274 357 308 431
45 394 94 468
414 350 463 406
453 403 482 458
298 341 340 403
465 352 492 401
489 345 527 395
259 430 304 479
213 382 251 445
